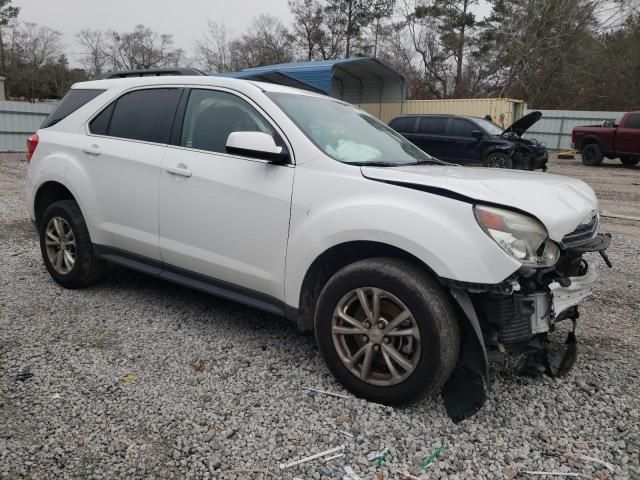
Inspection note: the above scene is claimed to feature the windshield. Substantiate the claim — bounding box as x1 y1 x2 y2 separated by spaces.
268 92 441 166
474 117 504 136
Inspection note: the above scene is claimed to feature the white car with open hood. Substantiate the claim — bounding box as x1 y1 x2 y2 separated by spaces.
25 71 611 420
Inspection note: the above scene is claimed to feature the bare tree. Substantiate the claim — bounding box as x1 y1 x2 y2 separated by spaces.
4 22 65 100
75 25 184 74
0 0 19 72
75 29 109 76
194 20 233 72
289 0 324 60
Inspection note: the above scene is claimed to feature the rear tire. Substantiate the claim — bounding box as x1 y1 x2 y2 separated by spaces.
483 152 513 169
39 200 105 289
620 157 639 166
581 144 603 166
314 258 460 406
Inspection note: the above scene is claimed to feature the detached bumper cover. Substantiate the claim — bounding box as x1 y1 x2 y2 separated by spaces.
549 264 598 318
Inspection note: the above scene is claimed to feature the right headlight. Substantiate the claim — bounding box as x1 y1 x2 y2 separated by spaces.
474 205 560 267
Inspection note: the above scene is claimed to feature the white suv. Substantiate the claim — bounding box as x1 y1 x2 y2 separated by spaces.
25 72 610 420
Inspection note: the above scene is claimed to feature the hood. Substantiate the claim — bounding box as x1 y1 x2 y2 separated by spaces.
361 165 598 242
502 111 542 137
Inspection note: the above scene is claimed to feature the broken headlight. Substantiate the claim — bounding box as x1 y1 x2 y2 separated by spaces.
474 205 560 267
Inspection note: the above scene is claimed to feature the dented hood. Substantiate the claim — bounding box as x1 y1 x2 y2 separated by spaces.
361 165 598 242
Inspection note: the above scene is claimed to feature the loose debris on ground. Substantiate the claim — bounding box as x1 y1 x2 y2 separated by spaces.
1 154 638 478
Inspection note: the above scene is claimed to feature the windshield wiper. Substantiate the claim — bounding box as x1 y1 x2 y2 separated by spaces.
349 161 406 167
401 158 451 166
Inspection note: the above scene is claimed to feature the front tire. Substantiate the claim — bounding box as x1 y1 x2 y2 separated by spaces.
620 157 639 166
581 144 604 166
314 258 460 405
483 152 513 169
39 200 105 288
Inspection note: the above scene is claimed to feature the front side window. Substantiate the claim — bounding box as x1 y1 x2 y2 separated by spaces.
473 118 504 136
42 89 105 128
180 89 275 154
268 93 439 166
449 119 475 137
90 88 180 144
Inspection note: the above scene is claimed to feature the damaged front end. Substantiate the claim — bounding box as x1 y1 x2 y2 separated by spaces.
442 208 611 422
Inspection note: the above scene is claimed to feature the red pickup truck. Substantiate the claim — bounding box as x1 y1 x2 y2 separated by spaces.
572 112 640 166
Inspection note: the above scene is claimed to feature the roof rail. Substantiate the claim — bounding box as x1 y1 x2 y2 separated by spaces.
97 68 207 79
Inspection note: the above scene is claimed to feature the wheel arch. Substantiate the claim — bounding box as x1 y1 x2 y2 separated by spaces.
294 240 443 332
581 135 605 152
34 181 77 227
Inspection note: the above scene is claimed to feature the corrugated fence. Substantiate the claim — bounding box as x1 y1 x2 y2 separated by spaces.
524 108 624 150
0 101 54 152
359 98 526 126
0 98 625 153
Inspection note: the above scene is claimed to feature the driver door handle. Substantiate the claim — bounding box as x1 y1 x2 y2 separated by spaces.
165 163 192 177
83 144 101 156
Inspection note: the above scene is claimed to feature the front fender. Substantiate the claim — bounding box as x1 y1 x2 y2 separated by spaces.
284 168 520 308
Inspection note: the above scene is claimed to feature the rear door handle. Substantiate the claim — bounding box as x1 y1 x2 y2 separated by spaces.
83 144 101 155
165 163 192 177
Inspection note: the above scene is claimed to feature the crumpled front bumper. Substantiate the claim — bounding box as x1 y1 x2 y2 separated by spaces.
549 262 598 319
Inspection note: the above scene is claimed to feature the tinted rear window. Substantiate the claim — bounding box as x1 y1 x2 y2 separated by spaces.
389 117 416 133
626 114 640 129
417 117 448 135
41 89 105 128
105 88 180 144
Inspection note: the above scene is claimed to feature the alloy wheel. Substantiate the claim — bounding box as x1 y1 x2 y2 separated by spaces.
331 287 421 386
44 217 76 275
487 155 508 168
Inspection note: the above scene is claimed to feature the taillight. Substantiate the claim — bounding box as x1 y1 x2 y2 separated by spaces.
26 133 39 162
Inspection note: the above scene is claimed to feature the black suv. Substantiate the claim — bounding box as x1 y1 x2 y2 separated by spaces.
389 112 548 171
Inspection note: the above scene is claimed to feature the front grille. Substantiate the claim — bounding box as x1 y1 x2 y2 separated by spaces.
561 215 599 248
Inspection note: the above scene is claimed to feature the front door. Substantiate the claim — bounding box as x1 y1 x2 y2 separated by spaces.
158 88 294 299
445 118 484 164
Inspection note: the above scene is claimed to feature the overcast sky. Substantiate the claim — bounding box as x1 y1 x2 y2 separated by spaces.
12 0 294 62
13 0 491 65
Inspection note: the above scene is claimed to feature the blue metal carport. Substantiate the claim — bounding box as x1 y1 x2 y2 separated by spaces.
215 57 406 103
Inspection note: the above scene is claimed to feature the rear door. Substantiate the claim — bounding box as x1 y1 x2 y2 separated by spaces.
84 87 181 260
615 113 640 155
158 88 294 299
413 116 449 160
445 118 484 163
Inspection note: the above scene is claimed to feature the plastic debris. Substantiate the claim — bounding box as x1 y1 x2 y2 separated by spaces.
420 442 443 470
51 393 61 399
577 453 615 472
521 470 587 478
302 386 349 399
398 470 419 480
121 374 136 383
16 367 33 382
193 359 206 373
339 430 354 438
324 453 345 462
343 466 362 480
279 445 345 469
368 448 391 466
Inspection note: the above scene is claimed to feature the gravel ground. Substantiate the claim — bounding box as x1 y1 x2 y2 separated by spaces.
0 153 638 480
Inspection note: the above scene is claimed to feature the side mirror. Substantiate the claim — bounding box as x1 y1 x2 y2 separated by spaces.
471 129 484 139
225 131 289 164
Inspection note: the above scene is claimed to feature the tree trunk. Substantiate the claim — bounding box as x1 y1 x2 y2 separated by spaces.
345 1 353 58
